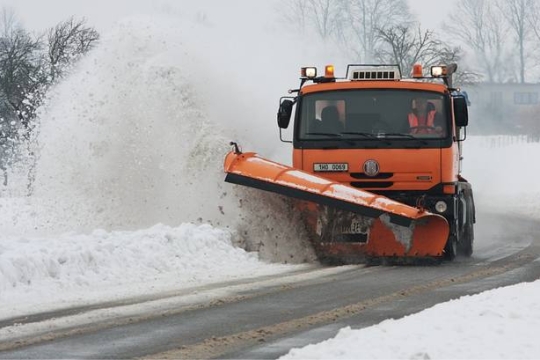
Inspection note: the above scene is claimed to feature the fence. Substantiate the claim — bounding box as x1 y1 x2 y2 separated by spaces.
473 134 540 148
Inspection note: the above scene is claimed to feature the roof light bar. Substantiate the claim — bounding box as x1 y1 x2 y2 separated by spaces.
346 65 401 81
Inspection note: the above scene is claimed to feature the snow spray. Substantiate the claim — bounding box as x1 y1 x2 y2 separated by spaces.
2 7 320 263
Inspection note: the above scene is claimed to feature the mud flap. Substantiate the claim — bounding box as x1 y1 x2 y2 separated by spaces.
224 150 449 259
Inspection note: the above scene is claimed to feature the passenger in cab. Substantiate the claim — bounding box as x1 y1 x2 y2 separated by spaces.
408 97 445 136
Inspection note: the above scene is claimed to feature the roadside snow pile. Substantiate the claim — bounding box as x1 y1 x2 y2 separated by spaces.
0 223 296 319
466 136 540 219
281 279 540 359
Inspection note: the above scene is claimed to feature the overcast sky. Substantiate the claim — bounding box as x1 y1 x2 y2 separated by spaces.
2 0 454 33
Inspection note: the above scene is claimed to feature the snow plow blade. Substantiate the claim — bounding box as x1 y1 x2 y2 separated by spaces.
224 150 449 261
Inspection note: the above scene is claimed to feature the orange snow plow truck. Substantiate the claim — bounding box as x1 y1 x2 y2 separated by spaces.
224 63 475 264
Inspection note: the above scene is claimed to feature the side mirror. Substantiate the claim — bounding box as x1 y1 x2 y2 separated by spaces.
454 96 469 127
277 100 294 129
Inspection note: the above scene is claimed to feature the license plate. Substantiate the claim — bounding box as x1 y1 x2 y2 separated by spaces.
313 163 348 172
342 220 369 234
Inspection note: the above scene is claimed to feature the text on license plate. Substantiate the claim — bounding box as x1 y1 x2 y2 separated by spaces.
313 163 348 172
342 220 369 234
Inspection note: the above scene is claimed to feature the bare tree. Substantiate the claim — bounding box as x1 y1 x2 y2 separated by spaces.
375 25 441 76
0 9 99 190
0 9 43 188
340 0 410 62
521 0 540 80
0 89 18 186
497 0 534 83
376 24 479 86
279 0 345 40
444 0 510 83
436 45 481 86
277 0 411 62
0 14 99 128
47 17 99 81
0 21 43 128
527 0 540 43
277 0 308 34
1 8 19 38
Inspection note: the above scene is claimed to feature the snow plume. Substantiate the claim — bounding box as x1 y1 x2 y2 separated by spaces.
30 18 215 232
1 7 318 263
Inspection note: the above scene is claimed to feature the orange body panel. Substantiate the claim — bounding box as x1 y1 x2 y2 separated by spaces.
294 145 459 192
295 79 460 193
314 216 449 258
295 148 446 191
301 80 448 94
440 146 460 189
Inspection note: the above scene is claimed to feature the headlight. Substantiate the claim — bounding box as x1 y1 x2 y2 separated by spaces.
435 201 447 213
301 67 317 79
431 66 447 77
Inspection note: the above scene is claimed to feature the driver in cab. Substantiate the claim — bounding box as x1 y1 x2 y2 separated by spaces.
408 97 445 136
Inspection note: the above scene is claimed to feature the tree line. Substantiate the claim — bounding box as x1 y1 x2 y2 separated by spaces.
446 0 540 83
280 0 540 84
0 9 99 187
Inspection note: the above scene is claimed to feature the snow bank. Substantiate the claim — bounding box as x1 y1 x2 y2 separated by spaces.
281 279 540 359
0 223 296 319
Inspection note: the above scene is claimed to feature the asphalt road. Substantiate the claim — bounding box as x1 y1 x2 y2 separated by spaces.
1 211 539 359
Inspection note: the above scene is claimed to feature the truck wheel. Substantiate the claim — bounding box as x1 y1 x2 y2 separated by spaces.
444 236 457 261
458 222 474 257
457 198 475 257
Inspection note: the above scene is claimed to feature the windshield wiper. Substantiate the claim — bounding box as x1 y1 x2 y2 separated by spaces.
382 133 429 145
340 131 377 138
381 133 417 139
340 131 393 145
305 132 342 137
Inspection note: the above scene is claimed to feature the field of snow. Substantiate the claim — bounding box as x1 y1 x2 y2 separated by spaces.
1 2 540 358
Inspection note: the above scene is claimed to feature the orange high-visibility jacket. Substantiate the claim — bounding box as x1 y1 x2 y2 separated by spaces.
408 110 436 133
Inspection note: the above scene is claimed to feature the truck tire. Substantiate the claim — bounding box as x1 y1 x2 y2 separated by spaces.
457 195 474 257
444 235 457 261
458 218 474 257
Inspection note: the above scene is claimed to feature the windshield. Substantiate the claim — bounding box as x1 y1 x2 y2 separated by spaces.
297 89 449 141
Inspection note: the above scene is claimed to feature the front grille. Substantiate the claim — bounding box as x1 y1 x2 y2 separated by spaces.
350 181 393 188
350 172 393 180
